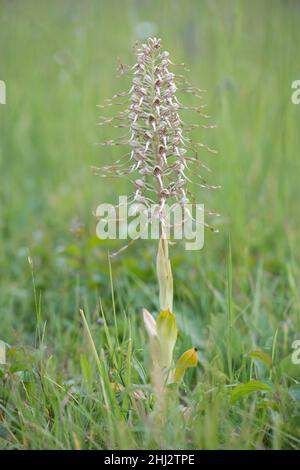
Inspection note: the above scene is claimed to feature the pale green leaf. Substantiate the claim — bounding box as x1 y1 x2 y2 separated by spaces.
248 350 272 368
231 380 272 404
174 348 198 383
156 310 177 369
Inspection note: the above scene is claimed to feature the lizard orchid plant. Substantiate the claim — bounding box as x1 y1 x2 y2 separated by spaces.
95 37 218 389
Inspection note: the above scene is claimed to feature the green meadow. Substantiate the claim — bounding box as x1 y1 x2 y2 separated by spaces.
0 0 300 449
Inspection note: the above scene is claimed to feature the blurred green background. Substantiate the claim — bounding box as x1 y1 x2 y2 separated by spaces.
1 0 300 347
